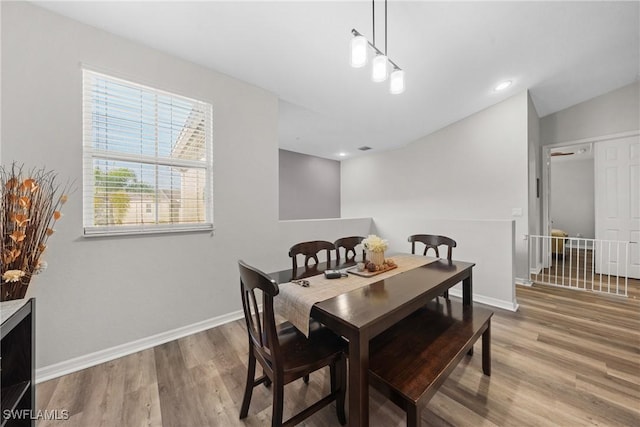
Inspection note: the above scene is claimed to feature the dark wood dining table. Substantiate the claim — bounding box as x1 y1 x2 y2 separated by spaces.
270 256 474 427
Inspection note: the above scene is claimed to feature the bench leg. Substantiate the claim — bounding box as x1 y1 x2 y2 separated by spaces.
407 404 422 427
482 319 491 376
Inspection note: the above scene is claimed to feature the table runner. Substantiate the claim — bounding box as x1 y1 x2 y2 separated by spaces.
274 254 437 336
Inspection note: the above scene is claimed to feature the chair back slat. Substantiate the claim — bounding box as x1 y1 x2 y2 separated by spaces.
334 236 366 263
244 288 263 348
289 240 335 271
408 234 457 260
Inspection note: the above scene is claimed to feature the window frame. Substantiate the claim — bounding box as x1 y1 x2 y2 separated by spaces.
82 69 214 237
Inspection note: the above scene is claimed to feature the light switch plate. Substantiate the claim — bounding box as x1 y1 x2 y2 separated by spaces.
512 208 523 217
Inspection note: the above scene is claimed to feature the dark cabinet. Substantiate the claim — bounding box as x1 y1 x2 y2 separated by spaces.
1 299 35 427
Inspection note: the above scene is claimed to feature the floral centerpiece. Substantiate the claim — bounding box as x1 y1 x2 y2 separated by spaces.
362 234 388 267
1 164 70 301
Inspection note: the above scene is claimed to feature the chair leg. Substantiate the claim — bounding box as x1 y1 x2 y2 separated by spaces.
240 351 257 419
330 363 336 393
264 369 272 388
443 289 449 300
335 356 347 425
271 379 284 427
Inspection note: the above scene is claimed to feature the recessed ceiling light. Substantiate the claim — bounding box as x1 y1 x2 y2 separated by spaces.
494 80 512 91
338 152 347 157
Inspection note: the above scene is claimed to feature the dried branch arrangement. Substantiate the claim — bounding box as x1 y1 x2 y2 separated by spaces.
1 163 71 301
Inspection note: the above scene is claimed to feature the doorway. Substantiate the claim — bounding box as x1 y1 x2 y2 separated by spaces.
548 142 595 243
538 131 640 290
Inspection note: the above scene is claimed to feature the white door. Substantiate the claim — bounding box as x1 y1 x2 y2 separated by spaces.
595 135 640 279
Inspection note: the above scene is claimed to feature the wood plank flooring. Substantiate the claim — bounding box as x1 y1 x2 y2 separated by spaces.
37 282 640 426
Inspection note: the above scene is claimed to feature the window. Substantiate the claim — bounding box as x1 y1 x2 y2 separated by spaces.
82 70 213 236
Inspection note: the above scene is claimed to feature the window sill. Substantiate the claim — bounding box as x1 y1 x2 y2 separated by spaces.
83 223 214 238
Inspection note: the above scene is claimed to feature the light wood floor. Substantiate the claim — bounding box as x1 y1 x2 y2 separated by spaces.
37 283 640 427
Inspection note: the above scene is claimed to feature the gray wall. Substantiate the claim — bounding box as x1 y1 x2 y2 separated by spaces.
2 1 281 369
541 81 640 144
550 157 595 238
527 92 542 275
279 150 340 220
540 81 639 247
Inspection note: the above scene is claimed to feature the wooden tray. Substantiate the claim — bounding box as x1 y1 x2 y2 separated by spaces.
346 264 397 277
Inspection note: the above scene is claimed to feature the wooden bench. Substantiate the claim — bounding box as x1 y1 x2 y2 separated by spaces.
369 299 493 426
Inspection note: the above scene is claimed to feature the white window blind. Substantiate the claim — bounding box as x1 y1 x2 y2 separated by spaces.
82 70 213 236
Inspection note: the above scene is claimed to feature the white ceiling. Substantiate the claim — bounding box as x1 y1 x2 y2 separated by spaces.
33 1 640 160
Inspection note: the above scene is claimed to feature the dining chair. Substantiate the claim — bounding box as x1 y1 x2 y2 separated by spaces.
334 236 366 264
408 234 457 299
289 240 335 272
238 260 347 427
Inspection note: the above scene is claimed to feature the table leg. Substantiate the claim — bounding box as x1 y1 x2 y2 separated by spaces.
348 333 369 426
406 404 421 427
463 269 473 306
482 319 491 376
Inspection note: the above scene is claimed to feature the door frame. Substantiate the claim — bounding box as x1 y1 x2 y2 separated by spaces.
540 130 640 269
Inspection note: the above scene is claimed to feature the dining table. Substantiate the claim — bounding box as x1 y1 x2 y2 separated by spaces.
270 254 475 427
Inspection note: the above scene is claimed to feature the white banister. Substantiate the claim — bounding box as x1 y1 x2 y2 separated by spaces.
529 235 628 297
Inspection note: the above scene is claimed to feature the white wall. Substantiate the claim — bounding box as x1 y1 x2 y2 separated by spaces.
342 92 530 306
279 217 516 309
550 157 595 239
1 2 284 370
279 149 341 220
378 217 517 310
541 81 640 145
528 93 542 275
1 3 377 378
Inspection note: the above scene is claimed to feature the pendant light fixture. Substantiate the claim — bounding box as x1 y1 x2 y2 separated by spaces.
350 0 405 94
350 35 368 68
389 69 405 94
372 55 389 82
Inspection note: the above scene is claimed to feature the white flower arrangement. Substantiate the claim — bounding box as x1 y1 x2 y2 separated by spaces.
362 234 388 253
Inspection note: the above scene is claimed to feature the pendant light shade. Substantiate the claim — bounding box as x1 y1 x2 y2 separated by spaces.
389 69 405 94
350 35 368 68
372 55 388 82
350 1 405 93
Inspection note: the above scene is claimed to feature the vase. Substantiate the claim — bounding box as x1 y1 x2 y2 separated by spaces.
367 250 385 267
1 276 31 302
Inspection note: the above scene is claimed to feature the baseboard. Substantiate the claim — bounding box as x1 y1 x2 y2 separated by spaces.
516 276 533 286
529 265 542 275
448 289 519 312
36 288 522 382
36 309 246 383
